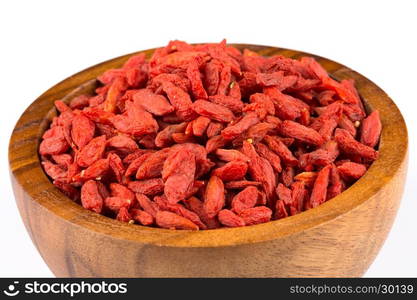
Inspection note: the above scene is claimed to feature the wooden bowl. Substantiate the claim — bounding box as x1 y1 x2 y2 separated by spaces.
9 44 408 277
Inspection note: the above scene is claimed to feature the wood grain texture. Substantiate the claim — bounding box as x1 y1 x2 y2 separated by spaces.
9 44 408 277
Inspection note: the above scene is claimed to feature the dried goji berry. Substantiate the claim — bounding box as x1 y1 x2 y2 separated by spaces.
335 128 378 160
281 166 295 187
135 149 170 179
76 135 106 167
39 126 70 156
338 114 357 137
106 135 139 154
69 94 90 110
327 164 344 199
128 178 165 196
360 110 381 148
206 135 228 153
217 65 232 95
116 207 132 222
105 196 132 213
164 150 196 204
231 186 258 214
203 59 221 96
224 180 262 189
203 175 225 218
171 132 197 144
162 81 195 121
130 208 154 225
135 193 159 217
155 122 188 148
239 206 272 225
81 180 104 213
110 101 159 137
149 73 190 93
52 153 73 167
337 161 367 180
276 183 292 206
132 88 174 116
42 161 67 181
309 165 331 208
291 181 306 214
280 120 324 146
155 211 199 230
221 112 259 140
71 113 95 149
53 180 80 201
241 141 276 201
208 94 244 114
254 143 282 173
206 121 224 138
76 158 109 181
215 149 249 162
192 100 235 123
104 76 127 113
256 71 298 90
154 195 206 229
275 199 288 219
294 171 318 187
218 209 245 227
191 116 211 137
211 160 248 181
183 196 220 229
263 135 298 166
187 58 208 100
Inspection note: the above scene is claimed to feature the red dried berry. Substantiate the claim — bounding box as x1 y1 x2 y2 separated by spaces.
335 128 378 160
209 94 244 114
107 135 139 154
76 135 107 167
276 183 292 206
215 149 249 162
337 162 367 180
310 165 331 208
231 186 258 214
81 180 104 213
203 176 225 218
221 112 259 140
280 120 324 146
264 135 298 166
136 149 170 179
155 211 199 230
224 180 262 189
132 88 174 116
192 100 235 123
239 206 272 226
71 114 95 149
116 207 132 222
135 193 159 217
241 141 276 201
211 160 248 181
254 143 282 173
128 178 165 196
164 150 196 204
360 110 382 148
131 209 154 226
218 209 245 227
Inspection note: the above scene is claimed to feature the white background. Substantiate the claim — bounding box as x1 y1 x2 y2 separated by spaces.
0 0 416 277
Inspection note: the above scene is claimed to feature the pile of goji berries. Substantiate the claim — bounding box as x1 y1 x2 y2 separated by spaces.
39 40 382 230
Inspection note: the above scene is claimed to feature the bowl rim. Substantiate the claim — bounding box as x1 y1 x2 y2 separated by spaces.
9 43 408 248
